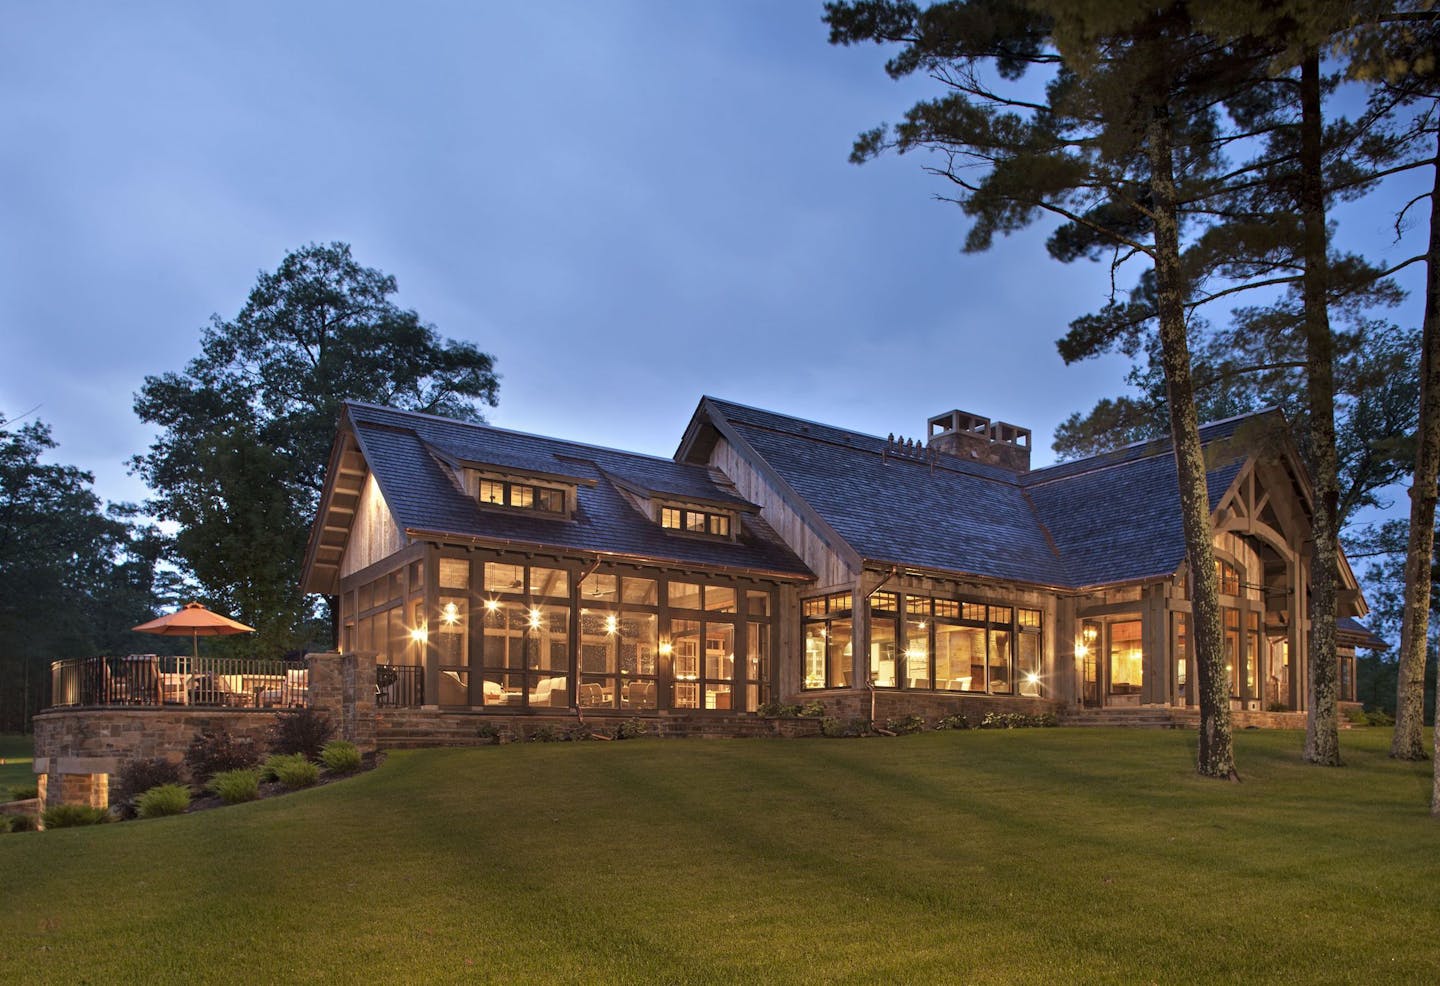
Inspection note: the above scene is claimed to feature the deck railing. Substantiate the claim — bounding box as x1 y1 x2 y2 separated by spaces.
376 664 424 708
48 655 309 710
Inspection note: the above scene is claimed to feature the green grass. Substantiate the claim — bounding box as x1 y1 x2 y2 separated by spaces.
0 735 34 798
2 728 1438 983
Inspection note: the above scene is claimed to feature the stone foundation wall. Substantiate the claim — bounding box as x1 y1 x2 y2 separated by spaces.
799 688 1060 723
378 709 824 747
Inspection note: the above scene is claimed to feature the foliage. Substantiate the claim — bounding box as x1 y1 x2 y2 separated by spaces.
0 416 170 732
563 723 595 742
184 729 261 784
797 700 826 718
474 722 502 745
978 712 1057 730
320 741 362 774
5 813 37 832
883 714 926 735
263 753 320 789
1365 708 1396 727
113 758 184 812
269 707 335 760
526 724 561 743
132 242 501 656
614 718 649 740
1344 706 1370 726
933 713 970 731
820 716 870 738
1266 703 1291 714
208 769 262 804
136 784 191 818
757 702 803 718
5 783 39 801
42 803 110 828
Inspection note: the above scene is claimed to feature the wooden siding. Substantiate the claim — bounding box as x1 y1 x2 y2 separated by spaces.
341 473 407 578
708 439 852 586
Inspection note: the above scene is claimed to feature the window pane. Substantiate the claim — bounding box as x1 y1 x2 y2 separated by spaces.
827 618 853 689
1018 633 1041 696
479 479 505 505
906 596 930 617
511 485 534 509
709 514 730 537
528 671 566 708
961 602 986 622
746 590 770 617
870 617 897 687
483 603 527 670
871 591 898 613
485 563 525 594
1225 608 1240 694
1017 608 1041 628
989 606 1012 625
803 622 827 689
536 487 564 513
704 623 734 681
704 586 736 613
622 678 656 710
746 622 770 710
622 577 658 606
439 669 468 705
526 604 569 675
802 597 827 618
578 677 613 708
934 599 958 619
661 507 682 529
989 630 1011 693
669 582 702 610
905 627 930 689
620 612 658 677
482 672 523 706
529 566 569 598
579 610 618 674
583 573 619 603
438 558 469 590
437 597 467 668
671 618 702 709
1109 620 1143 695
936 624 984 691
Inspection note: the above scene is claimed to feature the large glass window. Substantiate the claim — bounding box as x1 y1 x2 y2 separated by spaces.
1108 620 1143 695
1017 630 1041 696
477 478 565 515
746 621 770 710
1224 608 1241 696
869 593 898 687
802 593 853 689
988 628 1012 694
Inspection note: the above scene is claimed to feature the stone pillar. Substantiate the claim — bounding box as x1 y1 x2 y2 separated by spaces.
33 758 112 816
307 651 378 754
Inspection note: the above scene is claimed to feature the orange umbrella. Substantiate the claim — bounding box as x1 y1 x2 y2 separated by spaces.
133 602 256 659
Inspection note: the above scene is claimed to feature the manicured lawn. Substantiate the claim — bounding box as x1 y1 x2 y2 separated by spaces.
0 735 34 797
2 727 1437 983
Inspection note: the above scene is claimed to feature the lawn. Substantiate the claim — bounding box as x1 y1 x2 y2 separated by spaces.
2 727 1437 984
0 735 34 798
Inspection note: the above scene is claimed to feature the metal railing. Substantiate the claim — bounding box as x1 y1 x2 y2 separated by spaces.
377 664 423 708
48 655 309 710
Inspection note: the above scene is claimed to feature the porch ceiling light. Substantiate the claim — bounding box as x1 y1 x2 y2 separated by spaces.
410 625 429 644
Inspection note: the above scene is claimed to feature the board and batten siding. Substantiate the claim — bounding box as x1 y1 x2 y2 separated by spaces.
708 439 853 587
340 473 407 578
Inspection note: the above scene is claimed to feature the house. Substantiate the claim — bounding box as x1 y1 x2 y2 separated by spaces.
300 397 1377 727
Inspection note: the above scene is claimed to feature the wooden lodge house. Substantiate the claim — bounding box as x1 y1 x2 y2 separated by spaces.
300 397 1379 728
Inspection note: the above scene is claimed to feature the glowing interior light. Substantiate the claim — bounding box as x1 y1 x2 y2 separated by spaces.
528 609 543 629
1074 644 1090 659
484 599 500 612
1025 672 1040 685
604 615 618 635
658 642 673 656
441 602 460 625
409 626 428 644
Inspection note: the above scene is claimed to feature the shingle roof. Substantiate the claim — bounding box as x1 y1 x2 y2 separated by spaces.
1337 617 1387 650
701 397 1263 589
342 403 811 579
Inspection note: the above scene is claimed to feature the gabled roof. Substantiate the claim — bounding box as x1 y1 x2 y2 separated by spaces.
303 403 812 592
685 397 1274 590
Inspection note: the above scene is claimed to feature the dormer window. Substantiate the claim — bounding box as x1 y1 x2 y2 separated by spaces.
659 505 733 539
478 477 566 515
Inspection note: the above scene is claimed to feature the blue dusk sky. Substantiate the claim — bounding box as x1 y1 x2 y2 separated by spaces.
0 2 1428 511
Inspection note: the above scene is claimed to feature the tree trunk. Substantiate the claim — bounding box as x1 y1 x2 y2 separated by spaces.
1298 50 1343 767
1401 126 1440 765
1147 98 1237 780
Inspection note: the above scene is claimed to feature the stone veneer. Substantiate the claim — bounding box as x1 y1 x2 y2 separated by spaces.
31 652 362 815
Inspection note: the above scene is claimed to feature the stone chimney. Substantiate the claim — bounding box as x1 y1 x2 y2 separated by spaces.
927 410 1031 472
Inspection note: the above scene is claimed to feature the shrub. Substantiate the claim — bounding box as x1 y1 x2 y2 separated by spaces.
1365 709 1395 727
6 783 39 801
821 716 869 738
1266 702 1290 713
798 700 826 718
264 753 320 789
269 707 335 760
979 711 1056 730
884 714 926 736
8 813 38 832
0 815 11 833
758 701 803 718
934 713 970 730
208 769 261 804
184 729 261 784
475 722 502 744
321 741 362 773
43 803 110 828
114 757 184 812
137 784 191 818
527 724 561 743
563 723 594 742
615 718 649 740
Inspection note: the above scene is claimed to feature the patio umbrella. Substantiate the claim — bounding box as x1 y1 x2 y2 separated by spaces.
133 602 256 659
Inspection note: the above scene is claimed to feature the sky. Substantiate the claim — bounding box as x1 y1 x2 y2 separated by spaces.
0 2 1429 513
